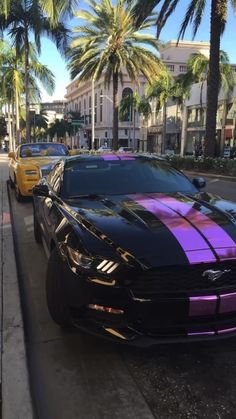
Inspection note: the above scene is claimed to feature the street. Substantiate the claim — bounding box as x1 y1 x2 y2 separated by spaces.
9 176 236 419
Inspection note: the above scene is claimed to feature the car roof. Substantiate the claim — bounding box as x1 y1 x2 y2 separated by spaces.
65 153 166 165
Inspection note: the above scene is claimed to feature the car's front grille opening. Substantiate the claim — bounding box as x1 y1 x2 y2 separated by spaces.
132 261 236 294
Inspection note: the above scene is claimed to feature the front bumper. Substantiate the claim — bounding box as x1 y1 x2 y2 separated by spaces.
63 264 236 346
18 178 40 196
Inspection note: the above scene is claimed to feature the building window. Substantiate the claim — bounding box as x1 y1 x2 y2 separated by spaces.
100 90 103 122
95 93 97 123
167 64 175 72
179 65 187 73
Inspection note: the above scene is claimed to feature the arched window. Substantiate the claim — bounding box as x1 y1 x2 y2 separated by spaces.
122 88 133 122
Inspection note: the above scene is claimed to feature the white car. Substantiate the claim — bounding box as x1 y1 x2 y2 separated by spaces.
98 146 112 152
118 146 133 152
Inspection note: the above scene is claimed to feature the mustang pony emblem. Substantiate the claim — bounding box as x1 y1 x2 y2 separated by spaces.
202 269 231 282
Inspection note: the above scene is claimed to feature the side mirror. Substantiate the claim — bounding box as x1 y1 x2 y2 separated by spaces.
8 152 15 159
192 177 206 189
33 184 50 197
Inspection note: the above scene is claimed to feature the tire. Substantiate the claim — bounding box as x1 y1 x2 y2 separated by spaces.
46 248 71 327
14 176 24 202
33 212 42 243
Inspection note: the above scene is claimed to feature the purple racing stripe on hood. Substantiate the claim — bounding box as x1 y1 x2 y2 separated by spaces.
130 195 216 264
151 194 236 261
101 154 119 160
101 154 135 161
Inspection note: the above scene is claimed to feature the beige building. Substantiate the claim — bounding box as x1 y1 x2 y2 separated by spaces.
160 40 210 77
65 74 146 149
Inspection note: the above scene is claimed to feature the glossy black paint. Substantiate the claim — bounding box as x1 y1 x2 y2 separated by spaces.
33 154 236 345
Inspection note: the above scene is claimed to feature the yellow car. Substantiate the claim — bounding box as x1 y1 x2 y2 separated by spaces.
8 142 69 201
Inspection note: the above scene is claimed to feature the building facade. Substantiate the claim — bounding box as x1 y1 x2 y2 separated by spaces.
146 40 211 153
65 74 145 149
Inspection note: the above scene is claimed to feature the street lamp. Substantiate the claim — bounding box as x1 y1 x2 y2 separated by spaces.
92 78 95 149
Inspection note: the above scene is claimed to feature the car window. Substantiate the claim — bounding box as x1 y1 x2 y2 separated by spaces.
62 158 197 198
20 143 68 157
48 162 64 195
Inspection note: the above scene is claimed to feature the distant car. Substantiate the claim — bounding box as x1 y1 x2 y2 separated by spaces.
9 142 69 201
33 153 236 346
98 146 112 152
118 147 133 152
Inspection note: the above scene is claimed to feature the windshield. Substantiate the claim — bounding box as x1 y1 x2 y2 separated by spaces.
62 158 197 198
20 143 68 158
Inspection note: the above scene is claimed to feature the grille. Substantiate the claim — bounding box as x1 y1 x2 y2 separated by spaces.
131 261 236 294
40 168 51 178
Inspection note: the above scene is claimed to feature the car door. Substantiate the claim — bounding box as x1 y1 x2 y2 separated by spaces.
39 161 65 249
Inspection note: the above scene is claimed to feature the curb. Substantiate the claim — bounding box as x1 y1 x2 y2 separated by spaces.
184 171 236 182
1 181 34 419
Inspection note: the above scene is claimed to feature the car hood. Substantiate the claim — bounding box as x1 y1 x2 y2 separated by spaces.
66 192 236 268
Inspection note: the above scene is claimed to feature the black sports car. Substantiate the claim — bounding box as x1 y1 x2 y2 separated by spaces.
33 153 236 346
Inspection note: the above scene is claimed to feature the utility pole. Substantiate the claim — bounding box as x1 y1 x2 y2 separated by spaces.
92 78 95 149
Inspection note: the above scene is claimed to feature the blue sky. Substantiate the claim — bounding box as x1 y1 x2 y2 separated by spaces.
39 0 236 102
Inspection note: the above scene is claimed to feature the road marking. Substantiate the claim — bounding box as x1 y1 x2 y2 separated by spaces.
23 215 34 232
207 179 219 184
24 215 33 225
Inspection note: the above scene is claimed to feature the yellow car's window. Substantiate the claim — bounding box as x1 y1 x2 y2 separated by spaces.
20 144 69 158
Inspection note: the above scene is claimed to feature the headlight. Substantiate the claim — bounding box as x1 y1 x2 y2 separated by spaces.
25 170 38 176
67 246 92 269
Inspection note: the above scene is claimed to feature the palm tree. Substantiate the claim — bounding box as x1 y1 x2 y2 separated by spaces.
186 51 235 110
185 50 235 155
120 92 152 149
0 0 79 22
67 0 166 150
1 42 55 145
132 0 235 157
145 73 185 153
0 0 75 141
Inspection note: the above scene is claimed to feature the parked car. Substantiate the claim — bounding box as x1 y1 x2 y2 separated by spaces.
33 153 236 345
118 146 133 152
9 142 69 201
98 145 112 152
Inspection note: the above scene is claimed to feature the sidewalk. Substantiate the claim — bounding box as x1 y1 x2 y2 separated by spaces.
184 170 236 182
0 153 33 418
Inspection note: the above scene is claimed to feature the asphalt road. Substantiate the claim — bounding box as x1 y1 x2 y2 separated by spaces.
9 177 236 419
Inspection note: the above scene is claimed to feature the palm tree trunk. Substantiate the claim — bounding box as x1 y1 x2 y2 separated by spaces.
162 102 167 154
14 73 21 145
220 99 227 156
7 102 12 152
112 70 119 150
205 0 222 157
133 109 136 150
24 27 30 142
11 97 16 151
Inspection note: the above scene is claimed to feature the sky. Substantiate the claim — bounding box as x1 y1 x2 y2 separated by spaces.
39 0 236 102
